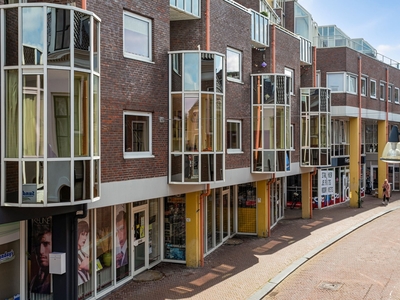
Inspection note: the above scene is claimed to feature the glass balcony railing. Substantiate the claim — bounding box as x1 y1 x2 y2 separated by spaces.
170 0 200 21
251 10 269 47
300 36 312 65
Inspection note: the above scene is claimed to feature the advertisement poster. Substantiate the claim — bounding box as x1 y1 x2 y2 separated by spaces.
77 215 90 285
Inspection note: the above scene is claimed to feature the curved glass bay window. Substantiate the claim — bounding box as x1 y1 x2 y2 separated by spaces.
1 4 101 206
300 88 331 167
169 51 225 184
251 74 291 173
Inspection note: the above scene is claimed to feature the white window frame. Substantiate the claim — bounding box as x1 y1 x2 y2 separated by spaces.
395 87 399 104
388 85 392 102
380 82 385 101
370 79 376 99
316 71 321 87
326 72 345 92
227 119 242 153
123 11 152 62
290 124 294 150
285 67 294 95
123 111 153 159
361 77 367 96
226 48 242 83
346 73 357 94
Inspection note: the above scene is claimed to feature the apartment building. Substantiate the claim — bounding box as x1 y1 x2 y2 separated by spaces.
0 0 397 299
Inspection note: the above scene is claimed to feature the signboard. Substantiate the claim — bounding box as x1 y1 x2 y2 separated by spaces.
22 184 37 202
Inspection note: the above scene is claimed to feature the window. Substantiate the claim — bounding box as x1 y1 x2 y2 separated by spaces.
290 124 294 150
226 48 242 82
123 12 152 62
124 112 152 158
395 88 399 104
227 120 242 153
388 85 392 102
370 80 376 98
316 71 321 87
361 77 366 96
326 73 344 92
285 67 294 95
346 74 357 94
380 82 385 101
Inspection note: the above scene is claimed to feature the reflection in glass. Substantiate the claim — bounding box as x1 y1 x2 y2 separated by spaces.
215 190 221 245
74 72 90 157
22 161 44 204
6 70 19 158
184 53 199 91
216 95 223 152
263 107 274 150
74 12 90 69
185 96 199 151
215 55 223 93
47 8 71 66
48 161 71 202
263 151 275 172
93 159 100 198
93 76 100 156
22 7 44 65
149 199 160 264
96 207 113 292
74 160 90 201
171 154 183 182
201 94 213 151
201 154 213 181
201 54 214 91
5 8 19 66
172 94 183 152
93 20 99 73
171 53 182 92
5 162 19 204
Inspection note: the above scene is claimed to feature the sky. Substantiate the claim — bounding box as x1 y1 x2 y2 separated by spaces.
298 0 400 63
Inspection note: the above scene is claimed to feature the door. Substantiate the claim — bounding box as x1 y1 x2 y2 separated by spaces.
132 206 148 275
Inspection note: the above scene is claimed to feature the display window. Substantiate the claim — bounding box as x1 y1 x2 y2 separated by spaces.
164 196 186 261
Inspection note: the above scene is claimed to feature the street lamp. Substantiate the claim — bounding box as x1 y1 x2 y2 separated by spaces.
380 125 400 163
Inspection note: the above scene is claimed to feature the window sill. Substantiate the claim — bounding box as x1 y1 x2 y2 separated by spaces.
227 78 244 84
124 153 155 159
227 150 243 154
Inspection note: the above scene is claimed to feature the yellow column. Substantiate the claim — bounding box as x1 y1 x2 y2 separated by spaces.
349 117 360 208
185 191 200 267
301 172 311 218
378 120 387 198
256 180 269 237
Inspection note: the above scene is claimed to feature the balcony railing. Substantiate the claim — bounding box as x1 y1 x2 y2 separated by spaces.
251 10 269 47
300 36 312 65
170 0 200 21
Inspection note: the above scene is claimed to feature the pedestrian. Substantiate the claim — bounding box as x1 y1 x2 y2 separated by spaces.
382 179 391 206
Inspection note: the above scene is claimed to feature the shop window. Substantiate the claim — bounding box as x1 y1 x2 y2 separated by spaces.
227 120 242 153
237 183 256 234
124 111 152 158
226 48 242 82
96 207 113 292
164 196 186 261
115 204 130 282
77 213 93 299
123 11 152 62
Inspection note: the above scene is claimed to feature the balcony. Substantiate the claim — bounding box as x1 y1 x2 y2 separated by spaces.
170 0 200 21
251 74 291 174
300 88 331 167
251 10 269 48
1 3 101 207
169 51 225 184
300 36 312 65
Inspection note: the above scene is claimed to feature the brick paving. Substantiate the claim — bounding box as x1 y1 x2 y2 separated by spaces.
102 193 399 300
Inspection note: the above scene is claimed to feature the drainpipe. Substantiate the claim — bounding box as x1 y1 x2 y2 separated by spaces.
358 56 362 207
82 0 86 10
205 0 210 51
199 184 210 267
271 24 276 73
267 175 276 237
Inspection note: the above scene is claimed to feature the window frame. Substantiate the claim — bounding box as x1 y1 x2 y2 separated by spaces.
226 47 242 83
123 11 152 63
380 82 385 101
285 67 294 95
346 73 357 94
227 119 242 153
123 111 153 159
395 87 399 104
290 124 294 150
326 72 344 92
388 85 392 102
361 77 367 96
370 79 376 99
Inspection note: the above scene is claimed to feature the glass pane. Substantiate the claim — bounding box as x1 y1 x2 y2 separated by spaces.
276 107 285 149
74 160 90 201
6 70 19 158
47 161 71 203
172 94 183 152
253 106 262 149
48 70 70 158
184 53 199 91
116 205 130 281
48 8 71 66
23 75 44 158
223 193 228 238
185 96 199 151
77 214 93 299
93 159 100 198
5 8 19 66
171 54 182 92
74 11 90 69
22 7 44 65
184 154 199 183
201 94 213 151
164 196 186 261
227 49 240 80
93 76 100 156
216 154 223 181
201 154 213 181
310 89 319 112
134 210 146 271
215 190 221 245
74 72 90 157
215 55 223 93
201 53 214 91
253 150 262 172
5 161 19 204
124 114 150 152
263 108 274 149
149 199 160 264
96 207 113 292
216 95 223 152
170 154 183 183
263 75 275 104
93 20 99 72
263 151 275 172
276 75 285 104
206 192 213 252
227 122 239 149
124 14 150 59
237 184 256 233
22 161 44 204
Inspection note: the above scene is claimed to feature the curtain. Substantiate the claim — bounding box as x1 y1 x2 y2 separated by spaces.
6 70 18 158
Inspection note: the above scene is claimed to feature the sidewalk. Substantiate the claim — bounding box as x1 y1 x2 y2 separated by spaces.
103 193 400 300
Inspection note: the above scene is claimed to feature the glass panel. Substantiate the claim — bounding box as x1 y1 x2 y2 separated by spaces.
125 114 150 152
276 151 286 171
201 54 214 92
263 107 274 150
184 53 199 91
263 151 275 172
5 161 19 204
116 205 130 281
263 75 275 104
170 154 183 182
22 7 44 65
74 160 90 201
22 161 44 204
301 116 309 147
124 13 150 59
310 115 319 147
216 95 223 152
93 20 99 73
49 70 71 158
253 150 262 172
96 207 113 292
172 94 183 152
74 11 90 69
206 192 213 252
276 107 285 149
93 76 100 156
47 8 71 66
275 75 285 104
185 96 199 151
253 106 262 149
149 199 160 264
74 72 90 157
23 75 44 158
237 183 256 233
0 228 20 298
6 70 19 158
227 49 240 80
253 76 261 105
286 107 291 149
171 53 182 92
201 94 213 151
201 154 213 181
5 8 19 66
215 55 223 93
310 89 319 112
327 73 344 92
216 154 223 181
134 210 146 271
223 193 228 239
77 214 93 299
184 154 199 183
227 122 239 149
48 161 71 203
164 196 186 261
93 159 100 198
215 189 221 245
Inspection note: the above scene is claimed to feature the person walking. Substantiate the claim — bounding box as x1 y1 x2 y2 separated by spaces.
382 179 391 206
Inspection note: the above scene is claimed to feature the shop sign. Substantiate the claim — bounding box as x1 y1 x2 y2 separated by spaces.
22 184 37 202
0 249 15 264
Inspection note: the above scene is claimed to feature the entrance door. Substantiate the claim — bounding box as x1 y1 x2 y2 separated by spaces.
132 206 148 275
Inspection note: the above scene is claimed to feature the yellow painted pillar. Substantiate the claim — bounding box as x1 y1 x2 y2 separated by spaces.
378 120 387 198
185 191 200 267
301 172 311 219
256 180 269 237
349 117 360 208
